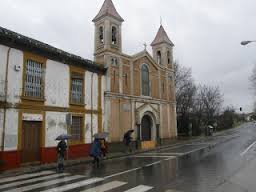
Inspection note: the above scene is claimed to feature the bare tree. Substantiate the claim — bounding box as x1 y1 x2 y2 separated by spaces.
174 62 196 135
198 85 223 125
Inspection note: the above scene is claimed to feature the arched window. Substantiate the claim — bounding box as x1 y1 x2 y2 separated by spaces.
157 51 161 65
99 26 104 44
141 64 150 96
112 26 117 44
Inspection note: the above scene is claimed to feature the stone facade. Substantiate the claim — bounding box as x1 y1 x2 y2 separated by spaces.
94 0 177 148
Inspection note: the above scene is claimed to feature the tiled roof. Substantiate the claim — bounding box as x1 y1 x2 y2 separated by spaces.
151 25 174 46
0 26 107 74
93 0 124 22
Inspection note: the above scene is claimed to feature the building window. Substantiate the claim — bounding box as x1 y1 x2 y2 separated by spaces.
71 116 83 141
24 59 44 98
111 57 118 67
167 50 171 64
71 73 84 104
157 51 161 65
141 64 150 96
112 26 117 45
99 26 104 44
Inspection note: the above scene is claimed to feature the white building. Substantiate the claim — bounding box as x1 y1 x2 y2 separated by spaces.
0 27 106 170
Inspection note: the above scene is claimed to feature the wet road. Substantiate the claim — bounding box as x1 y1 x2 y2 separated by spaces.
1 123 256 192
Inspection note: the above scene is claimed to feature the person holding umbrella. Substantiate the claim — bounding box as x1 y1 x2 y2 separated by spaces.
123 129 134 153
90 138 102 168
56 134 71 173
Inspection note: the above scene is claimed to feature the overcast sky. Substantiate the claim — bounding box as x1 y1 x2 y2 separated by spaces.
1 0 256 113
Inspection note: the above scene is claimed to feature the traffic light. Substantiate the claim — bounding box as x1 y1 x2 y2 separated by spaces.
240 107 242 111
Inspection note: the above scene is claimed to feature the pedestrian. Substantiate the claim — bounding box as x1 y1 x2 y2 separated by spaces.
56 140 67 173
100 138 107 158
123 130 133 153
90 138 102 167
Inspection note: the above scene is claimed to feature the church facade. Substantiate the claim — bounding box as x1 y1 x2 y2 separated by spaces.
0 0 177 170
94 0 177 149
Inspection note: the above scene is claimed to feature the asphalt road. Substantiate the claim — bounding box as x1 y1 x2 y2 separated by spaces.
1 123 256 192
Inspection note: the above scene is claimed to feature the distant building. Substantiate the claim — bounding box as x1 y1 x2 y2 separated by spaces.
93 0 177 149
0 0 177 170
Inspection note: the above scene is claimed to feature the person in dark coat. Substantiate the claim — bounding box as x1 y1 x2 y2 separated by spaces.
123 130 133 152
90 138 102 167
56 140 67 172
100 139 107 158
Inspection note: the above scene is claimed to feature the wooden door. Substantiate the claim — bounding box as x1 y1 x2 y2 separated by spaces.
22 121 41 163
141 115 151 141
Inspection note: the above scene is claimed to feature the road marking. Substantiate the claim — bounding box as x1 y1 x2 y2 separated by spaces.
240 141 256 156
0 173 69 189
133 155 174 158
124 185 153 192
81 181 127 192
164 157 175 161
145 161 162 167
104 167 141 179
0 170 54 184
41 177 104 192
7 175 84 192
142 152 183 156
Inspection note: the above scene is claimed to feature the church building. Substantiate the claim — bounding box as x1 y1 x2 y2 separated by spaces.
95 0 177 149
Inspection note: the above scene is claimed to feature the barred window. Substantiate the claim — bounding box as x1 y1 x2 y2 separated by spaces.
71 116 82 141
71 73 83 104
141 64 150 96
24 59 44 98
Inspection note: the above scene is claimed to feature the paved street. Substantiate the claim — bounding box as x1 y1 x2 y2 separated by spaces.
1 123 256 192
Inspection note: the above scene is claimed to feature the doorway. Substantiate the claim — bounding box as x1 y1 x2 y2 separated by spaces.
141 115 152 141
21 121 41 163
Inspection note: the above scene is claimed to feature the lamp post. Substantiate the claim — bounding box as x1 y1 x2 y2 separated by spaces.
241 40 256 46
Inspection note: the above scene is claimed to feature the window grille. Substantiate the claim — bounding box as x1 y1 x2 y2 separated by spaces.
71 73 83 104
71 116 82 141
24 59 44 98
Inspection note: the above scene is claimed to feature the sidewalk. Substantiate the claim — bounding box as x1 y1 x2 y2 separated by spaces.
0 137 200 177
1 125 243 177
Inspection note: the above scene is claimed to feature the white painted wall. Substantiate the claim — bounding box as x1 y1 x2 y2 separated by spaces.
7 49 23 104
0 45 8 101
85 114 92 144
45 60 69 107
45 112 68 147
4 109 18 151
85 71 98 111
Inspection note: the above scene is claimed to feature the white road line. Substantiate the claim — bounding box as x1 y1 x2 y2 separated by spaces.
81 181 127 192
0 173 69 189
41 177 104 192
133 155 174 158
0 171 54 184
182 146 207 155
124 185 153 192
104 167 141 179
240 141 256 156
143 152 182 155
6 175 84 192
164 157 175 161
145 161 161 167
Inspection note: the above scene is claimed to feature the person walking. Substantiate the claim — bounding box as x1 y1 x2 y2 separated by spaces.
123 130 134 153
90 138 102 167
56 140 67 173
100 138 107 158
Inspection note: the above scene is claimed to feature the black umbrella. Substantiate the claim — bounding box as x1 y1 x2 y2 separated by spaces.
55 134 72 141
124 129 134 137
93 132 109 139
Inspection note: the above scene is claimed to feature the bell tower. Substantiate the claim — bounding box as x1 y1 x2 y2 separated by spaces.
151 25 174 68
93 0 124 56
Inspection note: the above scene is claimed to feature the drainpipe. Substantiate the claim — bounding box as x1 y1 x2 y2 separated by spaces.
90 72 94 142
2 47 11 152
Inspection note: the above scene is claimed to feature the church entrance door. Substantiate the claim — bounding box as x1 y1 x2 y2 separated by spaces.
141 115 152 141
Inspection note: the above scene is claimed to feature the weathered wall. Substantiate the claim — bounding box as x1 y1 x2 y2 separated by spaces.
45 112 68 147
4 109 18 151
45 60 69 107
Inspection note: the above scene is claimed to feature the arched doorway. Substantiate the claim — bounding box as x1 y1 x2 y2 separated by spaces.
141 115 152 141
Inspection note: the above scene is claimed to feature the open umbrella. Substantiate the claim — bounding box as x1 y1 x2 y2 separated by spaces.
93 132 109 139
55 134 72 141
124 129 134 137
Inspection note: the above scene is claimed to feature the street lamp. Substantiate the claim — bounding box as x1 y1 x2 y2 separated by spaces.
241 40 256 46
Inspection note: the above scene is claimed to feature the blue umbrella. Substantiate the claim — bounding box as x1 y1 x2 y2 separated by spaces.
56 134 72 141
